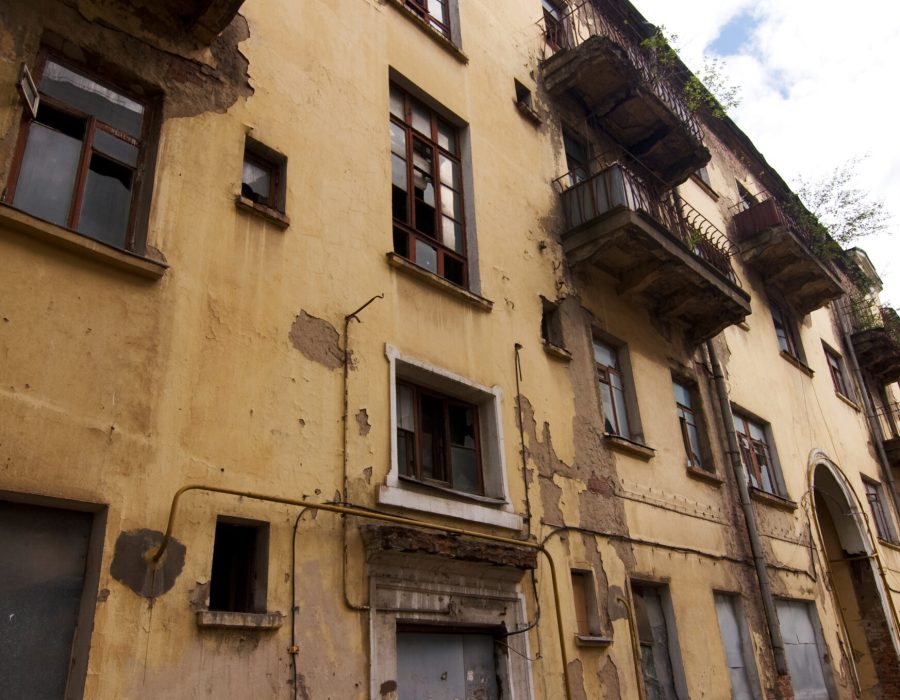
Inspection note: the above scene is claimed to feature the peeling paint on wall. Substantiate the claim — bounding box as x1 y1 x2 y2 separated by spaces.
356 408 371 436
288 311 345 370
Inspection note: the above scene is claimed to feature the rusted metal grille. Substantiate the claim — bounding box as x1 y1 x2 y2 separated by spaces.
849 299 900 341
730 195 831 261
553 158 738 284
539 0 702 143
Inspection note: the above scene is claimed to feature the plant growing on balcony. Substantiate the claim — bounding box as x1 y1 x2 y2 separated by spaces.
641 28 740 118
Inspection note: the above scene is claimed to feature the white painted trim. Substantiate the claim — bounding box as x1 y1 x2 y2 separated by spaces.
383 343 521 530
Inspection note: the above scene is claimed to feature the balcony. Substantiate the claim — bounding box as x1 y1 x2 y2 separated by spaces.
850 304 900 384
731 197 843 315
83 0 245 44
540 0 709 186
557 161 750 344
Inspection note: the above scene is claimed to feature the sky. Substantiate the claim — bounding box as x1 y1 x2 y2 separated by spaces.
633 0 900 304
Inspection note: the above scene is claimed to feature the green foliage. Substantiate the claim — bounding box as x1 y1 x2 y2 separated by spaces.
795 157 890 246
641 27 741 118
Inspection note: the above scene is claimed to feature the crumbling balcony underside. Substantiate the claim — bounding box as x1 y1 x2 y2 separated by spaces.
851 329 900 385
76 0 245 44
883 437 900 471
732 202 843 316
563 208 751 344
543 36 710 186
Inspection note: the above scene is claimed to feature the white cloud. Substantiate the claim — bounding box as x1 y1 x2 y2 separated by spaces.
635 0 900 303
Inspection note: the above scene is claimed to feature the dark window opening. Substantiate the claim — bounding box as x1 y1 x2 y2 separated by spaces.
390 84 468 287
241 138 287 213
632 583 681 700
397 380 483 495
514 79 533 110
571 570 601 637
562 129 587 187
772 304 803 361
695 166 712 188
209 518 269 614
543 0 565 50
541 298 565 349
5 56 148 252
864 479 894 542
736 180 757 212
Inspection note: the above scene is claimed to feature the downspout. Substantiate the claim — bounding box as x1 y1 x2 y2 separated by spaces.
835 297 900 518
705 340 789 676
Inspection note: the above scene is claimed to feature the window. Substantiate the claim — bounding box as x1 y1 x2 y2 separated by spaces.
540 298 565 349
775 599 831 700
403 0 451 39
673 381 708 471
571 570 602 639
823 345 851 399
631 583 684 700
714 593 761 700
397 630 499 698
771 304 802 360
240 137 286 213
514 79 533 110
736 181 757 212
733 412 782 496
390 84 468 287
397 381 482 494
864 479 895 542
562 130 588 187
542 0 565 51
594 338 631 439
209 517 269 614
695 166 712 188
5 56 151 252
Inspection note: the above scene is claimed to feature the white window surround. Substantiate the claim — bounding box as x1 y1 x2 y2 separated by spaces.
379 343 522 530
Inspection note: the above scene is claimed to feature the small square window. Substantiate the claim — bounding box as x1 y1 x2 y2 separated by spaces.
514 79 533 110
209 517 269 614
241 138 286 214
823 344 852 400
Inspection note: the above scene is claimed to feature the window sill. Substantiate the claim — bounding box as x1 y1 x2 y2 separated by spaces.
603 434 655 461
385 0 468 64
749 487 797 512
235 195 290 229
515 100 542 125
542 340 572 362
686 466 724 486
386 252 493 312
0 204 167 280
689 173 719 201
835 392 861 412
877 538 900 552
780 351 814 377
378 484 522 530
196 610 284 630
575 634 613 648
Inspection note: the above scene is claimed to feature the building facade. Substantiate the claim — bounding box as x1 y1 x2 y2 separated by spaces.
1 0 900 698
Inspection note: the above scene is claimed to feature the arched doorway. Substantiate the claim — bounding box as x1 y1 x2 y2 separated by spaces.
812 458 900 699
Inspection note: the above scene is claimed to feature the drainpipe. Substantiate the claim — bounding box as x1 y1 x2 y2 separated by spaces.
835 298 900 519
705 340 790 676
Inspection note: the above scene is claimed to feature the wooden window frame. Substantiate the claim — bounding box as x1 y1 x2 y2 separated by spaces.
397 380 485 495
733 413 781 496
771 304 802 360
3 51 153 254
673 380 708 472
823 345 851 399
404 0 452 39
241 137 287 213
594 338 632 439
542 0 566 51
390 85 468 288
864 479 894 542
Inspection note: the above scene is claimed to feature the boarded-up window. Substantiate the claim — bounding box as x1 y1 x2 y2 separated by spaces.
0 501 95 698
714 593 761 700
776 599 830 699
632 583 682 700
397 631 499 700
